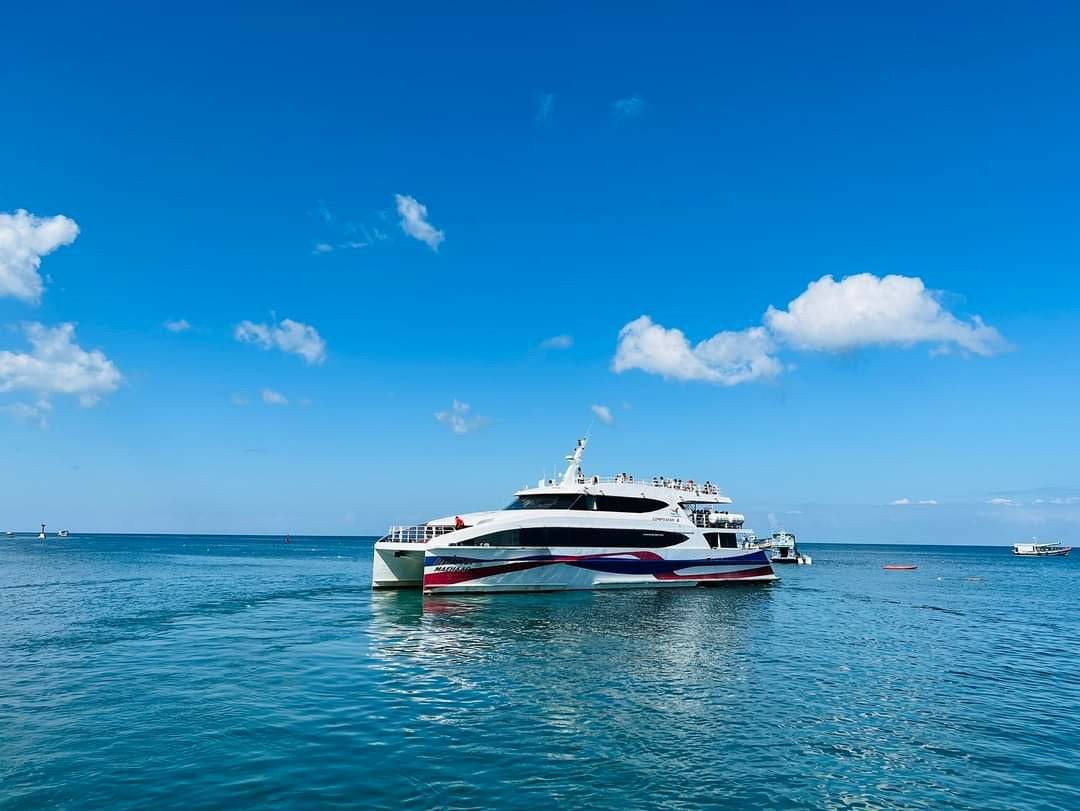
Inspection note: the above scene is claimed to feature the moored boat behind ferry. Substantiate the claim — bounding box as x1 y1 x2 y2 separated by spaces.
372 439 776 594
767 531 812 565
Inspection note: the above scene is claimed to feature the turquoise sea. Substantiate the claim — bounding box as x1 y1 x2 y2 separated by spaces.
1 535 1077 810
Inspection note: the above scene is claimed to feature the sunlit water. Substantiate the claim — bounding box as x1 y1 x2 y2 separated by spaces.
1 536 1078 810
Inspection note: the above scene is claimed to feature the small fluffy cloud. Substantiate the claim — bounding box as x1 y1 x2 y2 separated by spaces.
435 399 488 435
260 388 288 405
536 92 555 122
540 334 574 350
612 94 645 119
765 273 1006 356
891 498 939 506
591 404 614 425
163 318 191 333
0 209 80 303
395 194 444 251
312 240 367 255
919 500 939 505
890 498 913 506
987 497 1019 506
4 398 52 429
234 318 326 365
0 323 122 406
615 274 1006 386
613 316 782 385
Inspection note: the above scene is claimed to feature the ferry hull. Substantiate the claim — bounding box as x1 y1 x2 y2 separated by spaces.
372 544 425 589
421 548 776 594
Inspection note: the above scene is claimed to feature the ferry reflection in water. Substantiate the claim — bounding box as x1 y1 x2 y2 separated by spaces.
369 585 778 685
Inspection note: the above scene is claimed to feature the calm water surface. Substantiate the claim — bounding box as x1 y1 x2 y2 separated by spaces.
1 536 1078 810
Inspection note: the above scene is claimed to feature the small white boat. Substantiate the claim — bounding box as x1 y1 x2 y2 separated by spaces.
38 523 46 540
768 531 812 565
4 530 14 537
1012 541 1071 557
58 529 70 538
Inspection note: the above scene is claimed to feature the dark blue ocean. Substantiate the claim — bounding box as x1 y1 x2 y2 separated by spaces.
1 536 1077 810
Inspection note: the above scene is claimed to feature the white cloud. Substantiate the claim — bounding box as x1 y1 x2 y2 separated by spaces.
0 323 121 406
163 318 191 333
234 318 326 365
4 398 52 429
919 499 939 505
0 209 80 303
395 194 444 251
890 498 913 505
536 92 555 122
435 399 488 435
260 388 288 405
313 240 367 255
765 273 1006 356
591 404 614 425
540 334 573 350
612 316 782 385
614 274 1006 386
612 94 645 119
987 497 1019 506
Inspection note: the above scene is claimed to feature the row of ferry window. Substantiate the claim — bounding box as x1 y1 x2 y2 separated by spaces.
451 527 690 548
505 494 670 513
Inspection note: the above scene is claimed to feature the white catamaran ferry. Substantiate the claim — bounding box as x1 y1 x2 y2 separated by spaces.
372 439 776 594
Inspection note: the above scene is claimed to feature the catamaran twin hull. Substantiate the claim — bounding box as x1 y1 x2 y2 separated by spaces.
374 546 776 594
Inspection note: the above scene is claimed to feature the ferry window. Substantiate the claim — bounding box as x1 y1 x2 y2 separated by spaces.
505 494 586 510
704 532 719 549
591 496 668 513
504 495 667 513
521 527 686 548
453 528 687 548
719 534 737 549
452 529 519 547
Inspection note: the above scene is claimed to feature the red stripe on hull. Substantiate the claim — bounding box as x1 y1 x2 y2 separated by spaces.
424 560 775 589
423 559 551 587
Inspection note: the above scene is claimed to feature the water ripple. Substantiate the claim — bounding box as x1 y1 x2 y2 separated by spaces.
1 537 1078 810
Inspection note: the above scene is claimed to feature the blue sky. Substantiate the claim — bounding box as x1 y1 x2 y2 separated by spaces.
2 1 1079 541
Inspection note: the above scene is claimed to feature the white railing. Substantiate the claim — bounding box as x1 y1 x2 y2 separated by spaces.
535 474 724 497
378 524 456 544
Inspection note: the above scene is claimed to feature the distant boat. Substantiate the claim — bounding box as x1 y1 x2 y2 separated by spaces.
4 530 13 537
767 531 812 566
884 564 917 571
38 523 46 540
1012 541 1070 557
58 529 70 538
